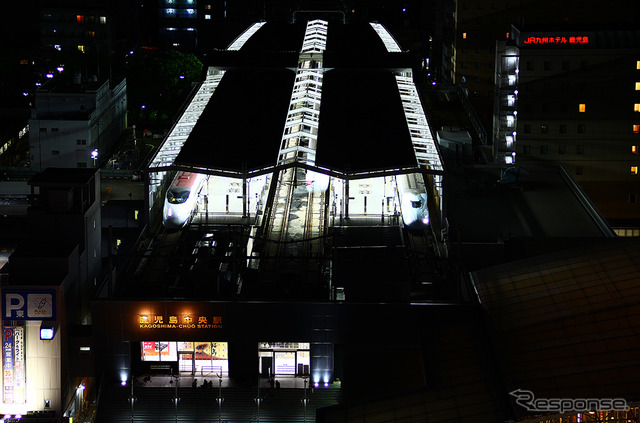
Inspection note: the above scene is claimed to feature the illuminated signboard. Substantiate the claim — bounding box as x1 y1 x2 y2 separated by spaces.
13 327 24 404
522 35 590 45
2 290 56 321
138 314 222 329
3 328 13 404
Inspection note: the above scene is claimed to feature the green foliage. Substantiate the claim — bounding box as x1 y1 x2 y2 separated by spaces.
126 50 203 125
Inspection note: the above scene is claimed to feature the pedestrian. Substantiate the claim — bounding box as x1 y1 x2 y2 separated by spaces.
192 379 197 388
269 378 275 389
275 380 280 389
202 379 208 388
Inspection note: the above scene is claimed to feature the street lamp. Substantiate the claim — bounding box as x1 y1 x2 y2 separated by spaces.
302 377 309 422
216 373 223 423
91 149 99 167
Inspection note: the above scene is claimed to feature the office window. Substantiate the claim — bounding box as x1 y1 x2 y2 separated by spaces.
52 150 60 155
576 166 583 175
637 60 640 70
543 83 551 92
76 139 86 145
636 82 640 91
633 146 639 154
205 4 212 9
579 104 586 113
634 124 640 134
562 61 570 71
39 128 47 133
51 128 58 132
577 124 586 134
477 2 484 8
580 60 588 69
523 145 532 154
100 16 107 24
526 61 534 71
630 194 638 204
78 45 85 53
462 32 467 39
632 166 639 175
558 145 566 154
576 145 584 154
635 104 640 112
540 145 548 154
544 61 551 71
506 32 510 39
559 124 567 134
524 124 532 134
205 14 211 19
76 15 84 23
541 124 549 134
77 162 87 168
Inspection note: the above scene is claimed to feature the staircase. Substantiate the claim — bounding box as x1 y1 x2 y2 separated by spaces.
95 382 342 423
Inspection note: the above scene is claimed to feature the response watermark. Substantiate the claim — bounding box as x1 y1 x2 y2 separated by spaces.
510 389 630 414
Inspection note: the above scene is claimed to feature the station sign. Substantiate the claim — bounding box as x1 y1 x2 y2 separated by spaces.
2 290 56 321
138 313 222 330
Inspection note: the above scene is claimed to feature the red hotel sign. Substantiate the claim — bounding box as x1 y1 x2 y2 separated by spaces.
523 35 589 45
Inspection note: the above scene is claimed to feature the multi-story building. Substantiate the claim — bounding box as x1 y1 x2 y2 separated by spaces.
39 0 141 58
494 26 640 233
0 168 102 422
158 0 199 50
443 0 640 132
29 77 127 171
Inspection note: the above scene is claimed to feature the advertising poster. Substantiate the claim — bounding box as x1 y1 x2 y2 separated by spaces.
3 327 13 404
13 327 24 404
141 341 173 361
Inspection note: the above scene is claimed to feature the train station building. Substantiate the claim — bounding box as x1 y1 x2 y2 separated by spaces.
1 16 639 423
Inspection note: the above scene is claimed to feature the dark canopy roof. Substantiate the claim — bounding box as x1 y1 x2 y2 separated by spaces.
175 21 418 176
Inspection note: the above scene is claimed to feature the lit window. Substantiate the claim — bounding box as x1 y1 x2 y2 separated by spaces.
636 82 640 90
632 166 638 175
205 14 211 19
634 124 640 134
632 146 639 154
637 60 640 70
205 4 211 9
579 103 586 113
635 104 640 112
506 32 509 39
100 16 107 24
462 32 467 39
78 45 86 53
76 15 84 23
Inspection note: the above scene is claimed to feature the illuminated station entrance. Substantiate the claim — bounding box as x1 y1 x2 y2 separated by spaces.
141 341 229 377
258 342 310 378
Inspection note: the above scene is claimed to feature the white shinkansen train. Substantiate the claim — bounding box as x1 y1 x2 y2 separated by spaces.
396 173 430 229
162 171 207 229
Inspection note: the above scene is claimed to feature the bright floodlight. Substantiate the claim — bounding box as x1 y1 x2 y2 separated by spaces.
91 149 99 159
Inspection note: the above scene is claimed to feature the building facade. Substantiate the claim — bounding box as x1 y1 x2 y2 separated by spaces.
494 28 640 231
29 78 127 171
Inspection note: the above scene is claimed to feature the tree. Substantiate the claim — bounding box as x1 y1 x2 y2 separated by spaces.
126 49 204 126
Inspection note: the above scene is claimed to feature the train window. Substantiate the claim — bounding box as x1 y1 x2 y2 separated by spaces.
411 200 422 208
167 189 190 204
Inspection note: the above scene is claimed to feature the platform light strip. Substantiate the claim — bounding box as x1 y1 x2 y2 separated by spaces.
300 19 328 53
369 22 402 53
148 69 225 169
277 20 328 164
395 74 444 171
227 22 266 51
